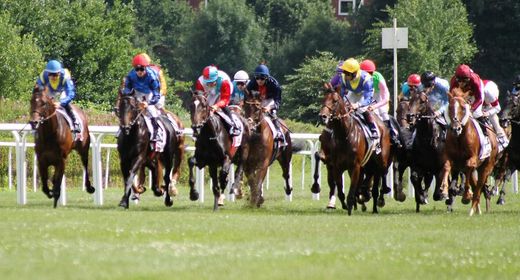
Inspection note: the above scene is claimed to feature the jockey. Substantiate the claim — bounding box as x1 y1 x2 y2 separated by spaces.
138 53 168 113
511 74 520 95
482 80 509 147
421 71 449 138
330 60 344 91
449 64 488 135
195 65 240 136
400 74 423 100
246 63 284 142
231 70 249 107
123 54 162 142
339 58 378 139
36 60 80 133
360 59 399 145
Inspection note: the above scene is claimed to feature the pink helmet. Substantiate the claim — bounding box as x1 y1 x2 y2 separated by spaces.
455 64 473 78
360 59 376 72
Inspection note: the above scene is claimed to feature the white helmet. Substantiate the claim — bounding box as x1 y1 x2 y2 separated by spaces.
233 70 249 82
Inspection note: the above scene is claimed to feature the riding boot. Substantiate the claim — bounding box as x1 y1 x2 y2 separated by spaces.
222 106 240 136
150 117 160 142
270 110 285 143
477 116 489 136
364 111 379 139
384 120 401 148
64 104 80 133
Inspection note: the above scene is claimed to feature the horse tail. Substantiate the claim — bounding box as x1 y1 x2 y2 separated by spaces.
291 139 306 153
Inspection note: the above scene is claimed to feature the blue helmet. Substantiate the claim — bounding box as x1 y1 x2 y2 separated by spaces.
254 64 270 77
45 60 62 73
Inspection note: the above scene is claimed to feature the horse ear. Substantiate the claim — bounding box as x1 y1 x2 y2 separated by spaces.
244 88 252 99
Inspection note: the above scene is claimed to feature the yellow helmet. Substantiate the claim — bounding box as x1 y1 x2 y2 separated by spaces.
340 58 360 73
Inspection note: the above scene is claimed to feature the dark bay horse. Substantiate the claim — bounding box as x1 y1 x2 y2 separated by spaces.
440 88 498 215
242 92 294 207
311 85 392 215
392 97 414 202
117 93 181 208
406 91 447 212
494 92 520 204
189 93 250 211
29 85 94 207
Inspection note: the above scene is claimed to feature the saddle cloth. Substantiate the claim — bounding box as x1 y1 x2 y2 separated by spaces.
352 113 381 156
143 116 166 152
164 114 183 136
56 108 84 141
471 118 491 160
215 111 243 148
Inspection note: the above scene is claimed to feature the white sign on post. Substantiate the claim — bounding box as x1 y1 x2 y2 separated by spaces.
382 27 408 49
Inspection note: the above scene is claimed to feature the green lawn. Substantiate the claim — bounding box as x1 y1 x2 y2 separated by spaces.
1 179 520 280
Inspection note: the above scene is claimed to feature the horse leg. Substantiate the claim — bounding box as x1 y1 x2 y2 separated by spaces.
377 174 387 208
171 136 184 197
38 161 52 199
78 145 94 194
393 159 407 202
439 160 452 202
468 169 480 216
311 151 323 195
131 167 146 201
218 158 232 207
346 166 361 215
231 161 245 199
423 173 434 205
52 161 65 208
410 170 423 213
462 170 476 205
326 169 337 209
372 175 381 214
188 156 200 201
209 165 220 211
162 156 174 207
277 149 293 200
119 155 146 209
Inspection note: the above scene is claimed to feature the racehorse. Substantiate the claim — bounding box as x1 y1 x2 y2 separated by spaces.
439 87 498 215
29 85 95 207
117 92 181 208
392 97 414 203
494 92 520 204
242 91 294 207
188 93 250 211
406 90 447 212
311 84 392 215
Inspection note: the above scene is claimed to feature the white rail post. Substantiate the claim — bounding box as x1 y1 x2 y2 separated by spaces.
12 130 28 205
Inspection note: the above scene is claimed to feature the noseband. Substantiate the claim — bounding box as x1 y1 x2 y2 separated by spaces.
119 96 144 131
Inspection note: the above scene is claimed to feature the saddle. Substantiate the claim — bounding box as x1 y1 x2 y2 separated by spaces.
56 108 84 141
351 112 381 166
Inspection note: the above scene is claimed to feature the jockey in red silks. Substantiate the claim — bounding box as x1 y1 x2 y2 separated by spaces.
195 65 240 136
449 64 488 134
482 79 509 148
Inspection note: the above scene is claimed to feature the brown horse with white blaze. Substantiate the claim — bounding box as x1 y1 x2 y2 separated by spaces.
440 87 498 215
29 85 95 207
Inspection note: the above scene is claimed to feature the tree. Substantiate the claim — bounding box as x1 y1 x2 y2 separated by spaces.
182 0 266 80
0 12 43 101
283 52 340 122
364 0 476 85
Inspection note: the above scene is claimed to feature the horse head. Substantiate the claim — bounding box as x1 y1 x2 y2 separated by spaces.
319 83 347 125
30 84 55 130
189 91 211 137
243 90 264 127
118 91 141 135
499 91 520 127
448 88 472 136
406 90 433 127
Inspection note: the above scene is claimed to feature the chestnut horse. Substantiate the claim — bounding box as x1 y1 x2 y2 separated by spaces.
242 91 294 207
117 93 183 208
311 84 392 215
188 93 250 210
440 87 498 215
29 85 94 207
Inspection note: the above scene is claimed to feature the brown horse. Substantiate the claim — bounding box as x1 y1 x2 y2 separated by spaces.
440 87 498 215
312 84 392 215
242 91 295 207
188 93 250 210
117 93 182 208
392 97 414 202
29 85 94 207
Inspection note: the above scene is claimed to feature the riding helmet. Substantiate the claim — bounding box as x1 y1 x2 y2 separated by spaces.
420 71 436 87
45 60 63 73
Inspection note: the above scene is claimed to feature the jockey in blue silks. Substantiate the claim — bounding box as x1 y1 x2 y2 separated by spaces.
339 58 378 139
36 59 80 132
123 54 162 142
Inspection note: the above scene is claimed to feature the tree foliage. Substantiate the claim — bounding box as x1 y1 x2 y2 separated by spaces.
364 0 476 84
283 52 340 122
182 0 266 80
0 12 43 101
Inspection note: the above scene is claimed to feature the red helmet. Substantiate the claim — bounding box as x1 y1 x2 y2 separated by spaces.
407 74 421 86
132 54 150 67
455 64 472 78
360 59 376 72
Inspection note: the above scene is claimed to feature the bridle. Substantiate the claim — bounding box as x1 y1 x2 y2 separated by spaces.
119 95 144 133
30 90 57 129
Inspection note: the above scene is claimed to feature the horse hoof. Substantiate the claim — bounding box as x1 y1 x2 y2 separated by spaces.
190 190 199 201
256 196 265 207
218 194 225 206
361 204 367 212
461 197 471 205
165 197 173 207
168 186 178 197
86 185 95 194
382 186 391 194
119 201 129 209
496 198 505 205
131 193 140 201
152 188 164 197
311 183 321 194
326 205 336 209
432 192 441 201
377 198 385 208
394 192 406 202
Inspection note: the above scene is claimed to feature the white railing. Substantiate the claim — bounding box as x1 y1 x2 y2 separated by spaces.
0 123 322 205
